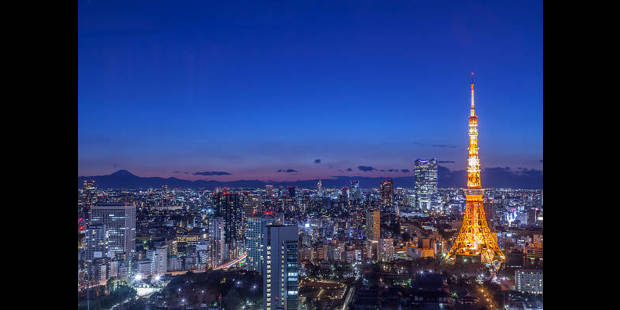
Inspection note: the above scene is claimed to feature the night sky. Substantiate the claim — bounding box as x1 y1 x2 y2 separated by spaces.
78 0 542 182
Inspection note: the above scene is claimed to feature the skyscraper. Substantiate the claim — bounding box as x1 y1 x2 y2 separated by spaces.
245 216 274 274
366 210 380 241
207 216 226 267
414 159 439 211
212 191 244 259
380 179 394 209
84 224 108 261
149 245 168 276
263 224 299 310
350 180 362 201
89 204 136 259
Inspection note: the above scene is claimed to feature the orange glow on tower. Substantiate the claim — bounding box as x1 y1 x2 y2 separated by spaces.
445 74 505 268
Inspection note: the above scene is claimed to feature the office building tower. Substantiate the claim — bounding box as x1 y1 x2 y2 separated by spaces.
350 180 362 201
317 180 322 195
525 243 543 268
149 245 168 276
212 192 244 258
380 180 394 209
207 217 226 267
89 204 136 258
414 159 438 210
137 259 152 276
379 238 394 262
286 186 296 211
84 224 109 261
263 224 299 310
245 216 275 273
515 269 543 294
288 186 296 200
366 210 380 241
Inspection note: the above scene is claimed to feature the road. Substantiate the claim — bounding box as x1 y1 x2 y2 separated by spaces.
342 286 355 310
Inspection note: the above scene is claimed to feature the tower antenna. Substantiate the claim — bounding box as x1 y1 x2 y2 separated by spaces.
470 72 475 117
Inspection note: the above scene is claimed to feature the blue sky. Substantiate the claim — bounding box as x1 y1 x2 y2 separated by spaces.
78 0 542 181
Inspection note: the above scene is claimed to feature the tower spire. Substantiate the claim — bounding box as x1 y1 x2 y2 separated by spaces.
470 72 475 117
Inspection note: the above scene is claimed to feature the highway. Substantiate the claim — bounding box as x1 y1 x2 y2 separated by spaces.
342 285 355 310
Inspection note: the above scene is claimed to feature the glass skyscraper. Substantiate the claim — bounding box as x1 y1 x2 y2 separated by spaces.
414 159 439 210
245 216 274 274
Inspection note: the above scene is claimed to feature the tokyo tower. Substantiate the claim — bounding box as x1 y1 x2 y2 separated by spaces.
445 74 505 268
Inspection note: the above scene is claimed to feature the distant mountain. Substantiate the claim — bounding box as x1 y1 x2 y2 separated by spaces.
78 167 542 190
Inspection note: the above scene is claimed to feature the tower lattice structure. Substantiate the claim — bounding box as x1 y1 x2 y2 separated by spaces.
445 74 505 268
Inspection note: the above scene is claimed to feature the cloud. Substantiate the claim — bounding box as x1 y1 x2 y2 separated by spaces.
358 166 376 172
314 159 321 164
401 169 410 173
438 160 455 164
277 169 298 173
193 171 232 176
347 168 352 172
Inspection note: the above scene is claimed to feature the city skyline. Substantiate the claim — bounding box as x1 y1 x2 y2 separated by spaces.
78 1 542 181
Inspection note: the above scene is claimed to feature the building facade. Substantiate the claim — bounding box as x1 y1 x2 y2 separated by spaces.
89 204 136 259
515 269 543 294
263 224 299 310
366 210 380 241
380 180 394 209
414 159 438 211
245 216 275 273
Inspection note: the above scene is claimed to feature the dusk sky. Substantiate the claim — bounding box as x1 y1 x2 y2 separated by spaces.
78 0 542 182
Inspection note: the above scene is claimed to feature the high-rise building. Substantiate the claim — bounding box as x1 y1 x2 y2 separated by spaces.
380 180 394 209
317 180 322 195
366 210 380 241
245 216 274 273
350 180 362 201
379 238 394 262
515 269 543 294
263 224 299 310
89 204 136 259
149 245 168 276
212 192 244 258
84 224 109 261
207 217 226 267
414 159 438 210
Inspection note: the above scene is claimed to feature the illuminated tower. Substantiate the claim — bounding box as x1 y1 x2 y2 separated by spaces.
446 74 505 268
